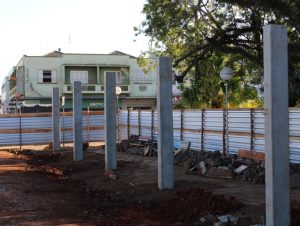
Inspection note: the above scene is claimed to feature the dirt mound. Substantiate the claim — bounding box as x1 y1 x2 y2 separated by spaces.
159 188 240 222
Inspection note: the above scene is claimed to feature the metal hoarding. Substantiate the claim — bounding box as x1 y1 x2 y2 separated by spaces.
0 109 300 163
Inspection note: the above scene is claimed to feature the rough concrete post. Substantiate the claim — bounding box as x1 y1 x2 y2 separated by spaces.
157 57 174 189
264 25 290 226
105 73 117 170
73 81 83 161
52 87 60 151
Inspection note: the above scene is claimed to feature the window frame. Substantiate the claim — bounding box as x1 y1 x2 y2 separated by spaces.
38 70 57 84
70 70 89 84
104 71 123 85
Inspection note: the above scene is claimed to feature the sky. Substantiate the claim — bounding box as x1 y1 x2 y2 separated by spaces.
0 0 150 82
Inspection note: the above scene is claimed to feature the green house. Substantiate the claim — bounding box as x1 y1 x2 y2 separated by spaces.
7 50 158 111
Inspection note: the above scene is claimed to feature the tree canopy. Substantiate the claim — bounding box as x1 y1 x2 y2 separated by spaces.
136 0 300 106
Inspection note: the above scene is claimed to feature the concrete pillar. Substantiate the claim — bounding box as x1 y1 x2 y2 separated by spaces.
52 87 60 151
264 25 290 226
157 57 174 189
73 81 83 161
105 73 117 170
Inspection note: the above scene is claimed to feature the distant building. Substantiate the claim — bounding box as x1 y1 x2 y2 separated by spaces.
3 50 159 112
1 74 13 113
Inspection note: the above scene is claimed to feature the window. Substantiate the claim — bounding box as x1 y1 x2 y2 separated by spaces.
38 70 57 83
116 71 122 84
70 71 88 84
105 71 123 85
139 85 147 91
43 70 52 83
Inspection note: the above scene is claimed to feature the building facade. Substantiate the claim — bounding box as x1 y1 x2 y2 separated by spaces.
1 75 13 114
6 50 159 111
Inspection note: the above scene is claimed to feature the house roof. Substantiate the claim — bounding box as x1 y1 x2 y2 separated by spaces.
40 50 136 58
43 50 63 57
109 50 136 58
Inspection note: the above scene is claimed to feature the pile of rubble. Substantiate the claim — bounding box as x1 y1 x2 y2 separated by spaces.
175 149 266 184
118 135 158 157
118 136 300 184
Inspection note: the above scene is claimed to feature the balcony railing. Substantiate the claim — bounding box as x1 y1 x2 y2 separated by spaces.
63 84 130 94
99 85 130 93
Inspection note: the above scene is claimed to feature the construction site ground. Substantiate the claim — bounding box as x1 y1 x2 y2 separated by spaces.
1 143 300 226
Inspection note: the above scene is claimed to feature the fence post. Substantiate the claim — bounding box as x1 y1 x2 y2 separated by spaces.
151 110 154 140
138 109 141 136
87 107 90 143
250 108 254 152
157 56 174 189
180 109 184 141
62 106 65 147
73 81 83 161
223 109 226 155
19 111 22 151
264 24 290 226
201 109 205 151
52 87 60 151
105 73 117 170
117 109 120 145
127 109 130 140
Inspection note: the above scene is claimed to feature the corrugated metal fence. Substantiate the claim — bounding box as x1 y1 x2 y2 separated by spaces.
0 111 104 147
119 109 300 163
1 109 300 163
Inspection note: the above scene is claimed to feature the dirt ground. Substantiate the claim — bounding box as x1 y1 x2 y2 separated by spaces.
0 144 300 226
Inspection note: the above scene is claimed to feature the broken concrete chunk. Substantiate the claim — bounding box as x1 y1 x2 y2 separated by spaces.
198 161 207 175
207 166 234 179
234 165 248 174
206 159 217 167
144 145 150 156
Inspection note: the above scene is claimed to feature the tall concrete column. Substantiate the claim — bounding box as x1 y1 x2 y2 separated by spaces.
73 81 83 161
52 87 60 151
105 73 117 170
264 25 290 226
157 57 174 189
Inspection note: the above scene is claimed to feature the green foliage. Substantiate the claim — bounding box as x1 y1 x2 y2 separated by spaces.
137 52 157 74
178 53 261 109
137 0 300 107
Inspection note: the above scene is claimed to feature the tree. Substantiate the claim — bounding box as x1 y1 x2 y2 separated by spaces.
177 53 261 109
136 0 300 106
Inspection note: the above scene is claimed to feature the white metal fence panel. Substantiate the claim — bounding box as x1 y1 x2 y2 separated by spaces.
153 111 158 140
129 111 139 136
0 112 105 146
1 109 300 163
182 110 202 150
227 110 251 154
253 109 265 153
21 116 52 145
172 111 181 142
253 110 265 134
119 111 129 140
289 109 300 162
205 110 223 132
204 133 223 151
140 111 152 137
228 135 250 154
228 110 251 133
